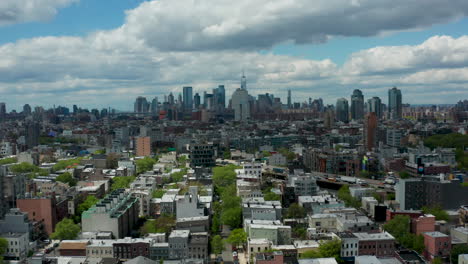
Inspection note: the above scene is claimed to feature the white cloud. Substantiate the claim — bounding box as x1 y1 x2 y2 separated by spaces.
0 0 77 26
121 0 468 51
1 0 468 110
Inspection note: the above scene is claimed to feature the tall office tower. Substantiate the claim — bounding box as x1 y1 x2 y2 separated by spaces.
216 85 226 108
287 89 292 109
364 112 378 151
324 107 335 128
388 87 402 120
100 108 108 117
367 97 383 119
0 102 6 118
25 122 40 149
134 96 149 113
178 93 183 107
336 98 349 123
194 93 201 109
241 71 247 90
151 97 159 114
167 93 175 105
73 104 78 114
350 89 364 120
23 104 32 116
232 88 251 121
182 86 193 110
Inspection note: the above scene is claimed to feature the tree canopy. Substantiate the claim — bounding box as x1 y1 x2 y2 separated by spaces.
212 165 240 189
422 206 449 221
226 229 247 249
50 218 80 240
56 172 77 186
52 158 83 172
136 157 157 174
170 169 187 183
337 185 361 208
300 239 342 262
140 216 175 235
220 184 242 228
111 176 135 191
211 235 224 255
286 203 306 219
0 237 7 264
383 215 424 253
451 244 468 264
152 189 167 198
0 157 17 165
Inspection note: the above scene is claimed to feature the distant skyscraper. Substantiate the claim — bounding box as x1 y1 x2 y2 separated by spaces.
367 96 382 119
73 104 78 114
151 97 159 114
388 87 402 120
350 89 364 120
287 90 292 109
232 88 251 121
0 102 6 118
183 86 193 110
23 104 32 116
364 112 378 151
194 93 201 108
241 71 247 90
336 98 349 123
25 122 40 149
168 93 175 105
216 85 226 108
134 96 149 113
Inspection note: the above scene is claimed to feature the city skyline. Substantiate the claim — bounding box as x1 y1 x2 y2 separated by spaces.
0 1 468 110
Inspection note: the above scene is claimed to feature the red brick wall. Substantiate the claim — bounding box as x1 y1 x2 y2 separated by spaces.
17 198 57 235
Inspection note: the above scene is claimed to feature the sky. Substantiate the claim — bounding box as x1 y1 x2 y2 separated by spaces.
1 0 468 111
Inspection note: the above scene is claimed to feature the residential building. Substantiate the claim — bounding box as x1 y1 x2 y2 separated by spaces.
411 214 436 235
113 238 151 260
309 214 338 233
136 137 151 157
81 189 139 238
423 231 451 262
248 224 291 245
188 142 216 167
268 153 287 166
355 232 395 257
255 251 284 264
176 186 206 219
288 174 319 197
168 230 190 260
16 197 59 235
86 240 114 258
363 112 378 151
338 232 359 259
1 232 29 261
450 227 468 243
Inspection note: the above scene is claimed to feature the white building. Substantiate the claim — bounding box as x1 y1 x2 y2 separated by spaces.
1 232 29 261
232 88 251 121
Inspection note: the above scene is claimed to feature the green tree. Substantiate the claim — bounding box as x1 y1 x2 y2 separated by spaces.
399 171 410 179
451 244 468 264
226 229 247 249
136 157 157 174
111 176 136 191
212 165 240 189
337 185 361 208
0 237 7 264
211 202 222 234
211 235 224 255
221 207 242 228
422 206 449 221
278 148 296 161
360 170 370 178
286 203 306 219
262 151 272 157
152 189 167 198
56 172 77 186
170 169 187 182
52 158 83 172
383 215 410 240
300 239 342 262
387 193 396 200
10 162 40 173
223 151 231 160
50 218 80 240
0 157 17 165
77 196 99 215
264 192 281 201
433 258 442 264
140 216 175 235
293 227 307 240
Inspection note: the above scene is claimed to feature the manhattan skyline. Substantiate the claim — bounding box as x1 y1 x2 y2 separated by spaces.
1 0 468 110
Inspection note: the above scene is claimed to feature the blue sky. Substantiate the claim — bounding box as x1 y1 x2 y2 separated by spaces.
0 0 468 111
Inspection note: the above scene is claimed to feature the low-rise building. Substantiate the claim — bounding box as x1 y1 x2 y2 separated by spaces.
338 232 359 259
1 232 29 261
355 232 396 257
423 231 451 262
